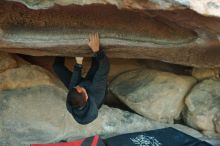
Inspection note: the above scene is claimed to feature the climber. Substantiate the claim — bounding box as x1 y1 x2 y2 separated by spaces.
53 33 110 124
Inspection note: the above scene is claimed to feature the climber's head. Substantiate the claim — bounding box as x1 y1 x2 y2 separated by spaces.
67 85 88 109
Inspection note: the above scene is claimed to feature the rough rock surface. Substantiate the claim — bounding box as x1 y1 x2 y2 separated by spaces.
0 86 210 146
0 1 196 45
0 52 17 73
192 68 220 80
1 88 219 145
177 0 220 17
110 69 197 123
0 53 218 145
9 0 220 17
183 79 220 137
0 86 212 146
1 1 220 68
0 65 64 91
0 85 68 146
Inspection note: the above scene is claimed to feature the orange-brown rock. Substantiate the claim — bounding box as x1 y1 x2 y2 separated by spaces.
0 52 17 73
0 1 220 68
7 0 220 17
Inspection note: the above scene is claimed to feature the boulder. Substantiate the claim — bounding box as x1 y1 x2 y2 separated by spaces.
0 65 65 91
0 61 215 145
183 79 220 137
0 85 68 146
110 69 197 123
0 53 218 145
0 85 210 145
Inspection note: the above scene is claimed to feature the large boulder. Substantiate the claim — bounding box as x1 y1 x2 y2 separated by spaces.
0 65 64 91
0 53 68 145
0 52 218 145
0 85 211 145
110 69 197 123
183 79 220 137
0 85 68 146
0 55 216 145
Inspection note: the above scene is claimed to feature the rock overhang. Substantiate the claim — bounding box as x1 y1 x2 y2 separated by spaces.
0 0 220 68
0 1 197 44
7 0 220 18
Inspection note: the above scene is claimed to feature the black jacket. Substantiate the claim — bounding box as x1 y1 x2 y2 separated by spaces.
53 50 110 124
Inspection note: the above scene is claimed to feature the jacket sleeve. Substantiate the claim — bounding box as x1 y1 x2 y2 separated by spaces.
90 49 110 106
68 64 83 89
53 57 83 89
92 49 110 84
66 94 98 125
84 57 99 81
53 57 72 88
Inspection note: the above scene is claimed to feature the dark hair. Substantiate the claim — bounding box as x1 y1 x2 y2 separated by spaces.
67 88 86 109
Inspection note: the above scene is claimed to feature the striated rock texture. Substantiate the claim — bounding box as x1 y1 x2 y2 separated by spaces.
183 79 220 138
1 1 220 68
110 69 197 123
0 1 196 46
9 0 220 17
